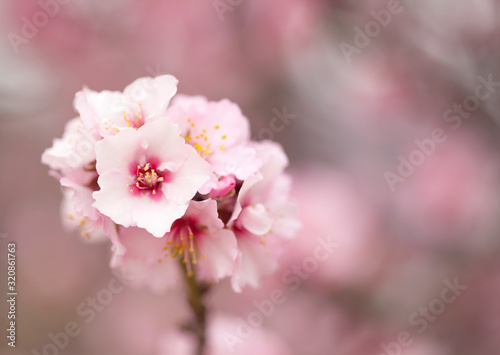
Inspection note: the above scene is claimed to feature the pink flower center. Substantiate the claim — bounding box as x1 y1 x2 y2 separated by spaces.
162 218 206 277
128 163 166 196
123 105 145 129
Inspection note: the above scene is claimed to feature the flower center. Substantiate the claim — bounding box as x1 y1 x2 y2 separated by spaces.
161 218 206 277
128 163 165 195
123 105 145 129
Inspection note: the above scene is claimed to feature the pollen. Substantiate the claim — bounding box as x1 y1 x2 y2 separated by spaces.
134 163 166 196
164 224 201 278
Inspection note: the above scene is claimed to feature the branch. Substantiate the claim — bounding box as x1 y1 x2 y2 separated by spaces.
181 262 211 355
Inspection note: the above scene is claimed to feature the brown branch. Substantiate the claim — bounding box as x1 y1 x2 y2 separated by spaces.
181 262 211 355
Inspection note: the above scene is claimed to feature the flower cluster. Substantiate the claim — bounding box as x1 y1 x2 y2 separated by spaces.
42 75 300 292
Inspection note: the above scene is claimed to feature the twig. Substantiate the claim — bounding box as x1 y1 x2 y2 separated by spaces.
181 262 211 355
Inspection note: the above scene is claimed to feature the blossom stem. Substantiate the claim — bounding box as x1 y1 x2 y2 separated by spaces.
181 262 211 355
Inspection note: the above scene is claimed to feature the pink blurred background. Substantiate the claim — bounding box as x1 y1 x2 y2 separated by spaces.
2 0 500 354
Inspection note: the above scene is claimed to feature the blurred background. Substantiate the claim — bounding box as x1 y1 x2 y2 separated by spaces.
1 0 500 354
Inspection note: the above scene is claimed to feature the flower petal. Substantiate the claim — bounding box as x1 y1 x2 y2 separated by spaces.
237 204 273 236
132 197 188 238
123 75 178 119
95 128 143 174
196 229 238 282
231 233 278 292
93 171 137 227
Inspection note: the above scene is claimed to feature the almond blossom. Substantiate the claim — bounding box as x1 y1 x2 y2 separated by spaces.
164 199 238 281
42 75 299 294
42 73 300 355
92 118 211 238
75 75 178 137
229 141 301 292
111 199 238 289
165 95 262 191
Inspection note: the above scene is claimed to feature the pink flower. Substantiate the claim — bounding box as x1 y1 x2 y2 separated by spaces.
229 141 300 292
75 75 178 137
60 189 106 241
165 199 238 282
42 75 298 293
165 95 261 184
111 199 238 290
41 117 98 183
59 177 122 251
92 118 211 238
42 117 117 244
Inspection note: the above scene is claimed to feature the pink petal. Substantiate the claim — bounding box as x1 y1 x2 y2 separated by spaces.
95 128 142 174
209 175 236 198
163 149 211 203
74 88 125 136
123 75 178 119
237 204 273 236
185 200 224 232
137 118 186 171
196 229 238 282
231 234 278 292
92 171 137 227
208 144 262 180
132 197 188 238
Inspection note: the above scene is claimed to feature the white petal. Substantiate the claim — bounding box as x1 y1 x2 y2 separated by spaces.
95 128 142 174
231 234 278 293
92 171 137 227
184 200 224 232
132 197 188 238
228 173 262 225
124 75 178 119
137 118 186 166
209 145 262 180
237 204 273 236
163 148 212 203
75 88 126 136
196 229 238 282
